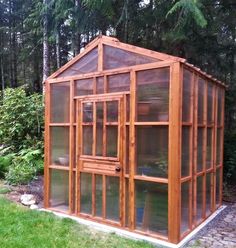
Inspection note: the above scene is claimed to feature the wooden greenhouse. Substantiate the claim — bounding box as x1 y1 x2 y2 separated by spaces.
44 35 225 244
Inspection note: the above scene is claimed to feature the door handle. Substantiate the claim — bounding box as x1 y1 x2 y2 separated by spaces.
115 166 121 172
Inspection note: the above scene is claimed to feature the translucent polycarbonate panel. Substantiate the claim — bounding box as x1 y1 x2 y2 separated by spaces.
125 178 129 227
96 77 104 94
216 128 222 165
182 127 190 177
207 83 214 125
206 128 213 169
106 126 118 157
71 172 76 212
196 176 203 222
107 101 118 122
198 78 205 124
137 126 168 178
197 128 204 172
206 173 212 216
82 126 93 155
217 88 223 126
96 102 103 156
182 69 192 122
96 126 103 156
181 182 190 233
103 45 158 70
216 168 221 206
83 102 93 122
75 78 93 96
107 73 130 92
126 126 129 174
106 176 120 221
58 47 98 77
95 175 103 217
135 181 168 235
50 82 70 123
137 68 170 122
51 127 69 166
126 94 130 122
80 173 92 214
50 170 69 211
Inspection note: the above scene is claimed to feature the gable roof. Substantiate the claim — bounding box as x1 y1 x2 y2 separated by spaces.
47 35 225 87
47 35 185 80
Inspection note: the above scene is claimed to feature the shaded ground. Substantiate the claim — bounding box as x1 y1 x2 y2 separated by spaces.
186 203 236 247
1 176 44 208
186 184 236 248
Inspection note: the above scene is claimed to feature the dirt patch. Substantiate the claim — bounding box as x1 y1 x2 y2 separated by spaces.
223 184 236 203
4 176 44 208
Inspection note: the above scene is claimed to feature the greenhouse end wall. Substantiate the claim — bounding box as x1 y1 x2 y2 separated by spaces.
44 36 225 245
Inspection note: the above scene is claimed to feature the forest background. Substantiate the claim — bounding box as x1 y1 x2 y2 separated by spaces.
0 0 235 185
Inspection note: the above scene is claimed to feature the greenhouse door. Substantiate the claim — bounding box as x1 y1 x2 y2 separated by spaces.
76 93 125 225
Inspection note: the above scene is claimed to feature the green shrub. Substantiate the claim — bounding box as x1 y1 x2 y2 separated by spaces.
5 148 44 185
0 87 44 150
0 146 16 178
0 87 44 184
224 130 236 183
0 153 14 178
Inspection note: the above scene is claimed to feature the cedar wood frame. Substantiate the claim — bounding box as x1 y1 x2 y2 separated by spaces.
44 35 226 244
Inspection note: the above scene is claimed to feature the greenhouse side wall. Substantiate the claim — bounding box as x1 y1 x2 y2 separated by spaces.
180 66 225 240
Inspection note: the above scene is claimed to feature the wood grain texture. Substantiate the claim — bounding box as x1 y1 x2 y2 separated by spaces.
129 70 136 230
44 80 50 208
168 62 182 243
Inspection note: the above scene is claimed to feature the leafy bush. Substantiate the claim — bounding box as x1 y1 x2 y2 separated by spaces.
5 148 44 185
0 87 44 150
0 87 44 184
224 130 236 183
0 153 14 178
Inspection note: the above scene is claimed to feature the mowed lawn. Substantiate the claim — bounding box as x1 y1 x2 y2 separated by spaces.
0 196 156 248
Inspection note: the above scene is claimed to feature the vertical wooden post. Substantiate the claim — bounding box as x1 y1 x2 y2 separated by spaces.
44 80 50 208
220 88 225 206
120 96 125 226
129 70 136 230
168 62 182 243
192 73 199 227
212 87 218 211
92 101 96 156
76 100 82 214
202 80 207 218
69 80 75 214
189 71 195 230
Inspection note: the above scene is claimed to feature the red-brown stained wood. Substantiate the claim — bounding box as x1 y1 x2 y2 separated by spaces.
45 36 225 244
44 80 50 208
192 73 199 227
168 62 182 243
129 70 136 230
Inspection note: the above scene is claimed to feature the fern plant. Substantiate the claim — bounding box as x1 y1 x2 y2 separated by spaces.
165 0 207 42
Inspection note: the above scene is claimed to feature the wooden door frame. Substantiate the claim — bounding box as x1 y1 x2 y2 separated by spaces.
75 93 126 226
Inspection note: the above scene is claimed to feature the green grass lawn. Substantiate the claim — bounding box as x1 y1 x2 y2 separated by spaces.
0 196 156 248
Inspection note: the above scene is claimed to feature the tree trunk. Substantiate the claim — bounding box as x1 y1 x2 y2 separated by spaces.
42 0 50 92
1 56 5 97
12 28 17 88
56 25 61 69
124 0 129 42
74 0 81 55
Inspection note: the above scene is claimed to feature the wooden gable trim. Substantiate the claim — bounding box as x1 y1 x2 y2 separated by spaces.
183 62 226 88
